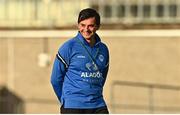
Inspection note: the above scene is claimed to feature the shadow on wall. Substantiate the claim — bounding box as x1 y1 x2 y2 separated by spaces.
0 86 24 113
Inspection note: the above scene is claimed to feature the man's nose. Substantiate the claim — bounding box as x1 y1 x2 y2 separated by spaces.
84 25 89 30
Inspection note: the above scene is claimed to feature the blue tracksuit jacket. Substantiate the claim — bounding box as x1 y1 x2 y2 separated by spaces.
51 32 109 108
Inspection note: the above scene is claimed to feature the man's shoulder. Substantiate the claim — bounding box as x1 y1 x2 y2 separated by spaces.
59 38 76 52
99 41 108 50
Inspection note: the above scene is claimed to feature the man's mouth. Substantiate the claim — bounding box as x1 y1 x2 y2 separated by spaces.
84 31 91 35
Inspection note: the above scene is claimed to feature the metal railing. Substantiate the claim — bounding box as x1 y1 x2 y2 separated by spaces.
110 81 180 113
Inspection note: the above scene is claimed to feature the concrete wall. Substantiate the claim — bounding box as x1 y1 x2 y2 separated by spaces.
0 30 180 113
104 36 180 113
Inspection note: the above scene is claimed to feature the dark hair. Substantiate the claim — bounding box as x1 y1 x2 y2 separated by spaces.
78 8 100 27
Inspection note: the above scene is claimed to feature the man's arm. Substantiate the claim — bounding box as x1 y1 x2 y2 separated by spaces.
51 55 66 103
102 45 109 86
51 40 71 103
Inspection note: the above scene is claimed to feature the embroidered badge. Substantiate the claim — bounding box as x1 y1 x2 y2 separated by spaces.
98 54 104 62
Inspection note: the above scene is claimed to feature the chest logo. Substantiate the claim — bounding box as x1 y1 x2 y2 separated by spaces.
86 62 98 71
98 54 104 62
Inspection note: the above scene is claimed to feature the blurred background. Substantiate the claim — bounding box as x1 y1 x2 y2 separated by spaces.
0 0 180 113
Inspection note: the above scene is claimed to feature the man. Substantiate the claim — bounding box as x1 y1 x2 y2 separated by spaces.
51 8 109 114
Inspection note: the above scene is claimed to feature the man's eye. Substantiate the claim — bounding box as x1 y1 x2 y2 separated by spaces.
80 24 95 28
89 25 97 28
81 24 85 27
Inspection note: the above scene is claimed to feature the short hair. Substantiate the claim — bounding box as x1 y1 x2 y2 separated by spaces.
78 8 100 27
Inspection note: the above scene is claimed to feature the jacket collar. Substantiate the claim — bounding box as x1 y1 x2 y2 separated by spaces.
76 31 101 47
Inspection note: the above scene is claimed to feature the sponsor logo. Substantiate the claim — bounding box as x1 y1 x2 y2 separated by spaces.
81 62 103 80
77 55 86 58
81 71 103 78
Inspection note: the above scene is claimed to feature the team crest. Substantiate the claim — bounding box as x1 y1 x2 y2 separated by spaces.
98 54 104 62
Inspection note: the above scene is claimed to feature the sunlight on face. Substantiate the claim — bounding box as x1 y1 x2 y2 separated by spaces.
78 17 98 41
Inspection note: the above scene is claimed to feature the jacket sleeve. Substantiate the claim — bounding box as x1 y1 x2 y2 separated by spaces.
50 42 70 103
102 45 109 86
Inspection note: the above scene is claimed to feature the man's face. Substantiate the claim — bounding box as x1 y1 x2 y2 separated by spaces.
78 17 99 41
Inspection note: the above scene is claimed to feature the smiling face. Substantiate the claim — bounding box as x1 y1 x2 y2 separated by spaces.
78 17 99 42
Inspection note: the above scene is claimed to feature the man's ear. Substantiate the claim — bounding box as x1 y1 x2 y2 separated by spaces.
96 25 100 30
77 24 80 29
